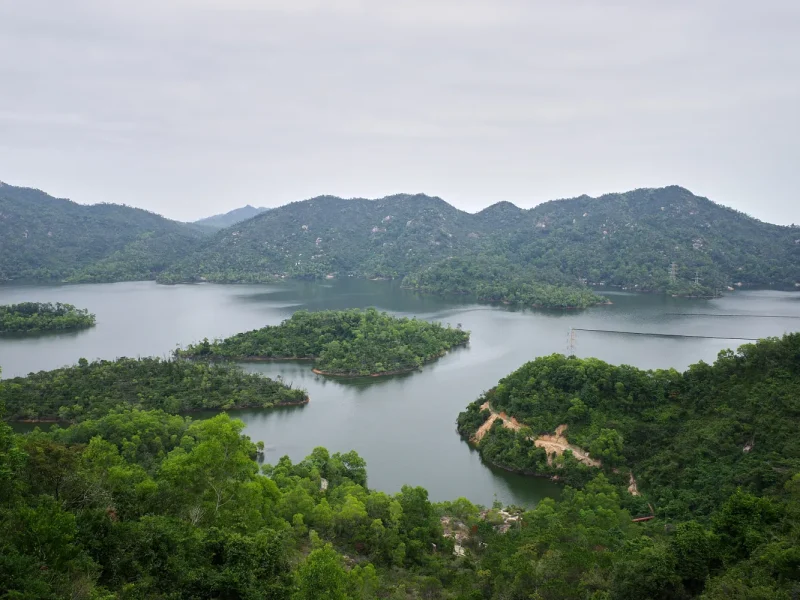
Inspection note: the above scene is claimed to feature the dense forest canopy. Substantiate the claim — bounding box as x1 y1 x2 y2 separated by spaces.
4 181 797 296
178 308 470 376
158 186 800 292
458 334 800 517
0 182 206 282
2 333 800 597
0 357 307 421
402 256 611 309
0 302 96 333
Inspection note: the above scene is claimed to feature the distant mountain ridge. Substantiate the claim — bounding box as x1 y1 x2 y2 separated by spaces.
193 205 270 230
159 193 481 283
160 186 800 290
1 181 797 291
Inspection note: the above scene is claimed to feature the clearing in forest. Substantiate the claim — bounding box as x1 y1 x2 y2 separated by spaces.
474 403 601 468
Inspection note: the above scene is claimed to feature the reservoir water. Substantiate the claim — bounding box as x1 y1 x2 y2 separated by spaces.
1 280 799 507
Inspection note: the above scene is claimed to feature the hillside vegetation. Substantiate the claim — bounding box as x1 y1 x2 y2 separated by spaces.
178 308 470 376
0 302 96 334
0 357 307 421
458 334 800 516
0 182 205 282
159 193 480 283
402 256 610 309
486 186 800 291
159 186 800 293
2 181 798 295
2 333 800 597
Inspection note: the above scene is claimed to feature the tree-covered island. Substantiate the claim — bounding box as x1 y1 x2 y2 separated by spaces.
0 357 308 422
0 302 96 334
177 308 470 377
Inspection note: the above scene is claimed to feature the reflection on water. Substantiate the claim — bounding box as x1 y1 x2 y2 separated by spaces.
1 280 799 507
0 328 92 342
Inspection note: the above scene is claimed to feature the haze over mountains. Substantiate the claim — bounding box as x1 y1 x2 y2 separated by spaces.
193 205 270 230
1 180 798 291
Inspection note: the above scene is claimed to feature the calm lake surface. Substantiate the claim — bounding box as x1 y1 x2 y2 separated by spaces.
2 280 799 507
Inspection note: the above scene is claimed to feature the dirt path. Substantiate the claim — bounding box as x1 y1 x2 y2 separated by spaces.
474 404 601 468
474 402 523 441
628 472 640 496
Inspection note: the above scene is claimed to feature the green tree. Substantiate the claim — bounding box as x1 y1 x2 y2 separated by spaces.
293 544 351 600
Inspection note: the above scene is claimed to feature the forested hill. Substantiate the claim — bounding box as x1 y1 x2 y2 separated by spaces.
159 193 480 283
503 185 800 290
458 333 800 516
193 204 270 230
0 182 205 282
177 308 470 376
159 186 800 290
2 339 800 597
2 181 798 290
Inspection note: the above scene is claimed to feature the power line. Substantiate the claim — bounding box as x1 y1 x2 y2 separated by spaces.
571 328 759 341
666 312 800 319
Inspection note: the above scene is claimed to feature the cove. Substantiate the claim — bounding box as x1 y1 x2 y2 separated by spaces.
1 279 798 507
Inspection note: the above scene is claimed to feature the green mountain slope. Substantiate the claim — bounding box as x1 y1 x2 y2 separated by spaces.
159 193 483 282
159 186 800 291
193 205 270 230
0 182 205 282
501 186 800 290
3 182 797 291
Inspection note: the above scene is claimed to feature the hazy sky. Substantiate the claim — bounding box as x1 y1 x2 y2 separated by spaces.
1 1 798 224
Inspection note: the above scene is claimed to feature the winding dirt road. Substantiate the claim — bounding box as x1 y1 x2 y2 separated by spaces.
474 403 601 468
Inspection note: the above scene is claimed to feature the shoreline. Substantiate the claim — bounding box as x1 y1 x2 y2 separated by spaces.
311 367 417 378
4 276 795 294
401 286 612 310
482 457 562 482
526 300 613 310
0 324 96 336
311 341 470 378
234 356 315 362
7 395 310 424
183 341 469 378
179 355 316 362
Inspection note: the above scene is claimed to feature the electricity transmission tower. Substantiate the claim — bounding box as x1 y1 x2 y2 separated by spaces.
669 262 678 283
567 328 577 357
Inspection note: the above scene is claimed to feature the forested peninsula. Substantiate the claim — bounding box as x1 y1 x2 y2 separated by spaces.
2 332 800 597
0 302 96 334
458 334 800 516
0 357 308 422
402 257 610 309
177 308 470 376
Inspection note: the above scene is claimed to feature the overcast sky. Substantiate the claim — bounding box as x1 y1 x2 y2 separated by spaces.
1 1 798 224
